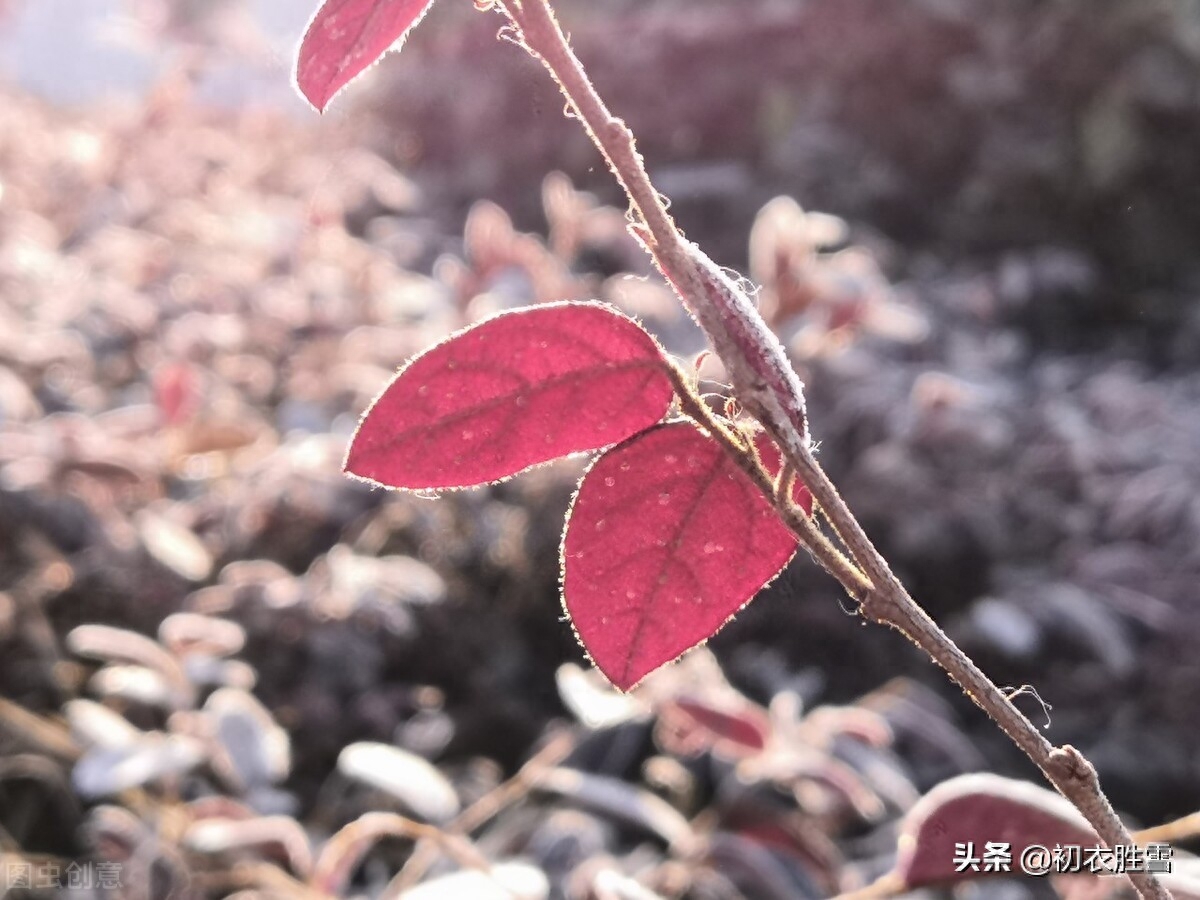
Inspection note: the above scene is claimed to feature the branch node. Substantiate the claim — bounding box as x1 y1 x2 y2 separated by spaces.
1048 744 1098 789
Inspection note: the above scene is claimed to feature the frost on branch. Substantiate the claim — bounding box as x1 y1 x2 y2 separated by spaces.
345 302 675 491
562 421 799 690
294 0 437 112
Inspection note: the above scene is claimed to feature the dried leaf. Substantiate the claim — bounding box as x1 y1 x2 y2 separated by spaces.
338 741 460 823
205 688 291 789
66 624 195 708
398 861 549 900
182 656 258 690
73 735 205 798
536 767 696 853
704 831 825 900
311 811 442 895
158 613 246 658
555 663 649 730
184 816 313 878
89 665 177 709
590 869 669 900
136 509 214 583
57 705 130 755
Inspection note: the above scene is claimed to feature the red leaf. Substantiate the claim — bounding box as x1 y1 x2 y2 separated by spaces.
562 422 797 690
345 303 675 491
895 773 1098 888
154 361 199 425
656 696 771 759
752 430 814 515
295 0 436 112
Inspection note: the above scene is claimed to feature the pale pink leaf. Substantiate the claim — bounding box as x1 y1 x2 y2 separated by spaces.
295 0 436 112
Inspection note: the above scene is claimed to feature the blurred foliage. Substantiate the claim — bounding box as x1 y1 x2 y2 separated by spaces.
364 0 1200 352
1 1 1200 896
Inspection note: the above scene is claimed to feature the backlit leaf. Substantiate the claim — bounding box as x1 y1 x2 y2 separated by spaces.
562 421 797 690
346 303 675 491
295 0 436 112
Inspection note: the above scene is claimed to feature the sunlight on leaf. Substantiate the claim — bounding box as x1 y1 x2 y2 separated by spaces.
562 421 798 690
295 0 437 112
345 302 675 491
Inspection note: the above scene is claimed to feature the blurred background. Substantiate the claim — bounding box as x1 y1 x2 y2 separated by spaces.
1 0 1199 897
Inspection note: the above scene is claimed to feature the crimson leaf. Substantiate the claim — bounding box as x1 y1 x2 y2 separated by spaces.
345 302 675 491
295 0 436 112
562 421 798 690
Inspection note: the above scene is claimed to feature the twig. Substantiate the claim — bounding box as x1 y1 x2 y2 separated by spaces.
312 811 489 896
1136 812 1200 847
383 729 576 895
666 363 870 602
492 2 1171 898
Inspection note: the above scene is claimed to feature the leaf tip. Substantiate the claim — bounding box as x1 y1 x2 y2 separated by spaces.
293 0 440 116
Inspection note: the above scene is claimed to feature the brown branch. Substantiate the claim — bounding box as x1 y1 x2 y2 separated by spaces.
492 2 1172 898
499 0 811 452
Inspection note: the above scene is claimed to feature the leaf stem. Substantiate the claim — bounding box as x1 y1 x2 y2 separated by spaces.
492 2 1172 898
667 363 870 601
